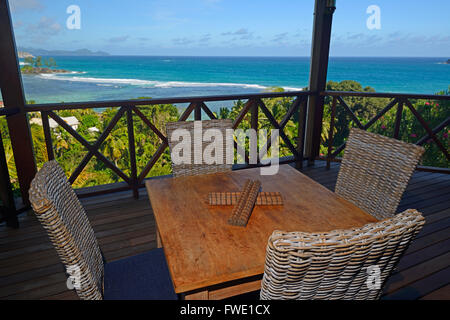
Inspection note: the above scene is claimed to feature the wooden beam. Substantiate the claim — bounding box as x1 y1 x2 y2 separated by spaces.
337 96 364 129
27 91 311 112
48 111 130 184
393 100 404 139
257 99 300 158
127 107 138 199
194 103 202 121
415 117 450 146
305 0 335 165
250 100 259 163
137 103 196 181
41 111 54 161
327 97 337 170
200 102 217 120
132 106 168 143
296 97 308 169
404 99 450 161
0 129 18 228
0 0 37 205
232 100 254 129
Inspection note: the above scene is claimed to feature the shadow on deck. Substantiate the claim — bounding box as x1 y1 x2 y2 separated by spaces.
0 161 449 300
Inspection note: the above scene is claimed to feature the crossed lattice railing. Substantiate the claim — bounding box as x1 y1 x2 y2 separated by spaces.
3 90 448 200
28 91 309 198
322 91 450 170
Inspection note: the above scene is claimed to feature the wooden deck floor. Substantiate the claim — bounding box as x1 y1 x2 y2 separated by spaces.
0 161 449 300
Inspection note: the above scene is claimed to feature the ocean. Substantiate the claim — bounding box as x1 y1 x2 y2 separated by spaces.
19 56 449 110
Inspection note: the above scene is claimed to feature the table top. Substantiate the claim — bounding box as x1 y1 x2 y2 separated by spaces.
145 165 378 294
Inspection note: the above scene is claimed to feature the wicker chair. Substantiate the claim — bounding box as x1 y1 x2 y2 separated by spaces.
335 128 425 220
260 209 425 300
166 119 233 177
29 161 177 300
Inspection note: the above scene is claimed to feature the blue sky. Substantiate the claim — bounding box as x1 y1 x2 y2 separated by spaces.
9 0 450 56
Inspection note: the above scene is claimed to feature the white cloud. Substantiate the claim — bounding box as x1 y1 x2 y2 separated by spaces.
172 37 191 46
107 35 130 43
27 16 62 36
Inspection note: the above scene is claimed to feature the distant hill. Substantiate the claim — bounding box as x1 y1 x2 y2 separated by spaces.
17 47 110 57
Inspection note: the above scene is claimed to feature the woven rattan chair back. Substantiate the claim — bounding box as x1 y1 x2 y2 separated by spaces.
166 119 233 177
335 128 425 220
260 209 425 300
29 161 104 300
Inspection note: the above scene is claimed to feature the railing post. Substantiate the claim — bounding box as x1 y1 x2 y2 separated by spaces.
194 103 202 121
305 0 335 166
0 129 18 228
327 97 337 169
296 97 308 169
127 107 139 199
0 0 37 206
42 111 55 161
250 101 259 164
393 100 404 140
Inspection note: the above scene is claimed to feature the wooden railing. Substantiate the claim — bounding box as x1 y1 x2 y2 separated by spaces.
25 91 310 198
1 89 449 211
321 91 450 173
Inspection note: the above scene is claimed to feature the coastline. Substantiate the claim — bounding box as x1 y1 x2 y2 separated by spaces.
21 68 78 75
18 56 449 105
35 72 304 92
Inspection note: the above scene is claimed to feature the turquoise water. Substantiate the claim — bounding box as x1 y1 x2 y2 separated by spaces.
20 56 449 107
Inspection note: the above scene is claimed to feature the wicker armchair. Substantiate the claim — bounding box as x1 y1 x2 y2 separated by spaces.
166 119 233 177
335 128 425 220
260 209 425 300
29 161 177 300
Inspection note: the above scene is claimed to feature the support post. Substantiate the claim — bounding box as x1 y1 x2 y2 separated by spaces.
194 103 202 121
305 0 336 166
250 101 258 164
296 97 308 169
327 97 337 169
0 130 18 228
127 107 139 199
0 0 37 205
393 100 404 140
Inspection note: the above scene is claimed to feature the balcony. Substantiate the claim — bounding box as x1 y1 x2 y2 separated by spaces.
0 160 448 300
1 0 449 302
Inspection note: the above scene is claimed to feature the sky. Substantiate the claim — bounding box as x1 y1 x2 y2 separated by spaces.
8 0 450 57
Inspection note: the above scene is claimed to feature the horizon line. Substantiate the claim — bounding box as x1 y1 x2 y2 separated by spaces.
18 54 449 59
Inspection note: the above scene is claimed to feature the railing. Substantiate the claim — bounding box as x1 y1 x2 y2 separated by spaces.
321 91 450 173
25 91 310 198
1 89 449 210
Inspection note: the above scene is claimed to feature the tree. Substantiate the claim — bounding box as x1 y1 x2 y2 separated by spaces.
218 107 230 119
48 57 57 68
34 56 43 68
24 56 34 66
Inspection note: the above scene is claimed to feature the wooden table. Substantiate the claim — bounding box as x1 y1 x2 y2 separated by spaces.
145 164 377 300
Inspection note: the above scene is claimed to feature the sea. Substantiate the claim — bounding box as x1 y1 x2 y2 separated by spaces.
18 56 449 112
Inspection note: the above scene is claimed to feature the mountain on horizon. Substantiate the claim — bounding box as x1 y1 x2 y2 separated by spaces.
17 47 110 57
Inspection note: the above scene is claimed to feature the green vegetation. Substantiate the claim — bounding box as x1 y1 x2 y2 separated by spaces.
24 56 57 69
21 56 65 74
0 81 448 195
319 81 450 168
